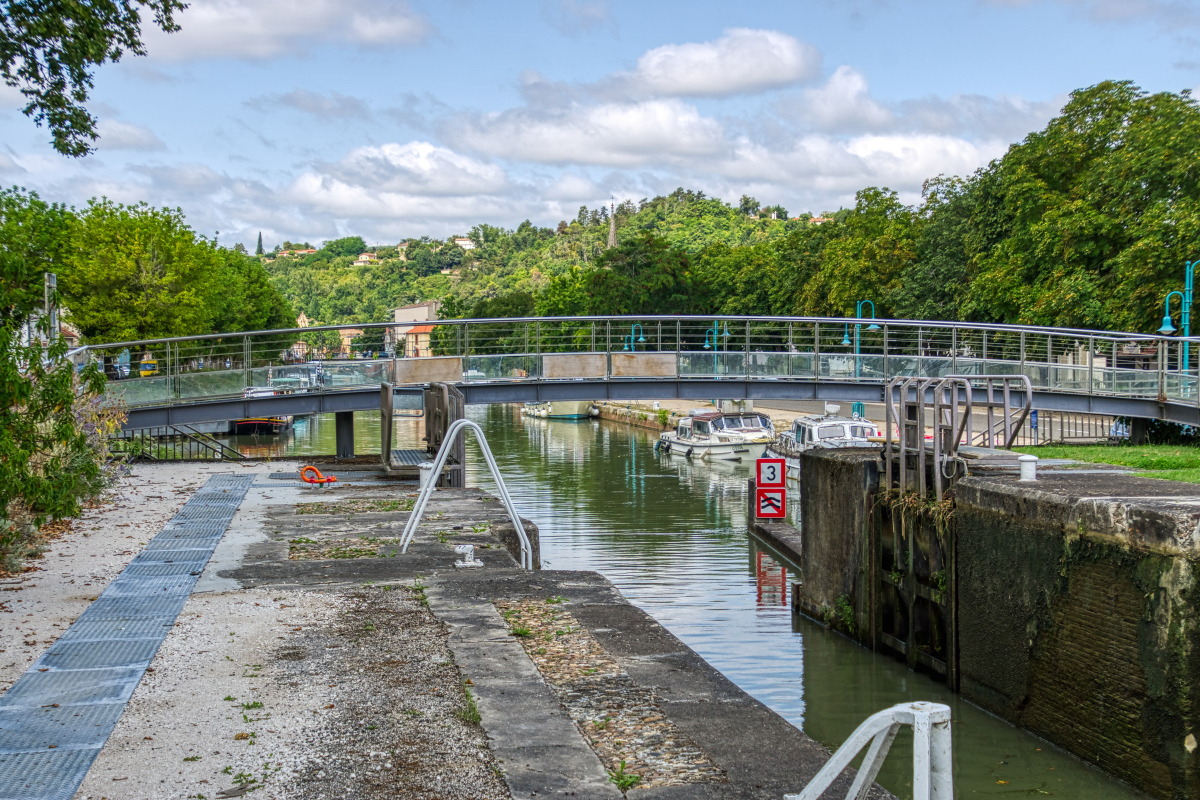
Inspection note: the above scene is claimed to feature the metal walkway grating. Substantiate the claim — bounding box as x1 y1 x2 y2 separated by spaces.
0 473 251 800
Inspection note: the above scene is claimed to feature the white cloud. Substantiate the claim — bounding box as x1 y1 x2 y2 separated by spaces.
450 100 725 166
607 28 821 98
793 66 894 133
544 173 600 199
143 0 433 61
94 120 166 151
314 141 509 196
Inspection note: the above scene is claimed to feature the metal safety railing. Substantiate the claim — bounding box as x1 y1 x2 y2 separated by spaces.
63 315 1200 414
111 424 246 461
398 419 533 569
785 701 952 800
886 375 1033 499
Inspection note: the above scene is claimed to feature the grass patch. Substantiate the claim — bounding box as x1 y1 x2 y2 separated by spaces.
457 685 482 725
1012 444 1200 470
1133 468 1200 484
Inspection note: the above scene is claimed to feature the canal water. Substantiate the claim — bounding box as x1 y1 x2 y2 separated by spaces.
227 408 1145 799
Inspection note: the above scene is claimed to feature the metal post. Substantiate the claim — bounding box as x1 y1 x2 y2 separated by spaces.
883 324 889 379
590 321 596 353
243 336 251 391
951 328 957 374
1047 334 1053 389
814 322 821 375
675 318 681 376
335 411 354 459
787 320 794 376
745 320 751 377
1088 336 1095 395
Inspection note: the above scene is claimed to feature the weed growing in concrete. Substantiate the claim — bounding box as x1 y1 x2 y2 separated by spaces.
183 755 202 761
403 709 423 717
471 523 490 533
436 530 451 543
608 761 641 791
240 701 263 710
593 718 609 731
223 695 235 701
363 622 375 631
511 626 532 637
457 685 482 725
546 595 568 604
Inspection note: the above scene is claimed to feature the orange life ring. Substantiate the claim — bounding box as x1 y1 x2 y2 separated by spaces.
300 466 338 485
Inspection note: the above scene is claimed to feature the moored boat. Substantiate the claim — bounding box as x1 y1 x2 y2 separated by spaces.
522 400 597 419
230 386 294 435
766 405 881 478
656 410 774 461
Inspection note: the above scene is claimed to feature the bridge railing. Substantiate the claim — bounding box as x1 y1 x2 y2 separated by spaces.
68 316 1200 410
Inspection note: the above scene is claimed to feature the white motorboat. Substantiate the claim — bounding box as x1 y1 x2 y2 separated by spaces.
522 400 597 420
656 410 775 461
766 405 881 477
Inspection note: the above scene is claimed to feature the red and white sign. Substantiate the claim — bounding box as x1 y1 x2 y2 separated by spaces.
756 458 786 487
755 487 787 519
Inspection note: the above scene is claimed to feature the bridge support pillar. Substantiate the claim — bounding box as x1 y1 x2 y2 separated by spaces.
335 411 355 459
1130 417 1150 445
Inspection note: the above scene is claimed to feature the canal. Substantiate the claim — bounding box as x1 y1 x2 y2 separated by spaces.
225 408 1145 799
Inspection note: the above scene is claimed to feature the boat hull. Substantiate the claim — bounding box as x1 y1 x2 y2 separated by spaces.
229 416 293 435
659 438 769 461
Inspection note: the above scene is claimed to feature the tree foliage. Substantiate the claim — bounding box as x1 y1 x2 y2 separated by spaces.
0 189 112 571
1 0 185 156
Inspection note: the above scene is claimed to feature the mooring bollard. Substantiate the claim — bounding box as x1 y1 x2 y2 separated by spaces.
418 461 436 490
1018 454 1038 481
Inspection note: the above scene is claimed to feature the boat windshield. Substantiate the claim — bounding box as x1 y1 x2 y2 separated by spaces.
849 425 875 438
817 425 848 439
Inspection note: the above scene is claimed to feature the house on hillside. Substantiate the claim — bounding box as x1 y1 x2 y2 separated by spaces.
453 237 475 250
352 252 379 266
397 242 408 261
337 328 364 358
402 324 436 358
386 300 440 355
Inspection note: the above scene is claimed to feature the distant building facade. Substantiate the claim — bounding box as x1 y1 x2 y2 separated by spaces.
386 300 441 355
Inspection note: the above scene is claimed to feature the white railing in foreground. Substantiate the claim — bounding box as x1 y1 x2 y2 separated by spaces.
398 418 533 569
785 701 952 800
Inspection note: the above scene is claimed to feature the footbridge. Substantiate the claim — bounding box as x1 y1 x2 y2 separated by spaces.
72 315 1200 432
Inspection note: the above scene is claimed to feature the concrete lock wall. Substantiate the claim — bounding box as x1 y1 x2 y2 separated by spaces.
610 353 676 378
954 478 1200 799
796 449 879 632
542 353 607 379
797 447 1200 799
394 356 463 385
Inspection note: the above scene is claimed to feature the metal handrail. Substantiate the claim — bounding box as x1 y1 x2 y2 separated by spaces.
398 419 532 569
784 701 952 800
64 314 1200 352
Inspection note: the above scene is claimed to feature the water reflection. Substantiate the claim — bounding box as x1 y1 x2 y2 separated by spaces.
260 405 1142 800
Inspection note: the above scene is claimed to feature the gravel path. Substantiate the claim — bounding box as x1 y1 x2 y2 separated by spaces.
72 583 508 800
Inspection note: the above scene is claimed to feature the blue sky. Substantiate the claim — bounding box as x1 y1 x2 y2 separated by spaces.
0 0 1197 249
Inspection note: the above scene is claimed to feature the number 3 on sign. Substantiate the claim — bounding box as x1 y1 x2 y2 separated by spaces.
756 458 785 487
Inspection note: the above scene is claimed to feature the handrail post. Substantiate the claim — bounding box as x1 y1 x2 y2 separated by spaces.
951 328 957 375
783 701 952 800
399 419 532 569
1088 336 1094 395
814 322 821 376
787 320 794 377
883 324 889 379
745 319 751 377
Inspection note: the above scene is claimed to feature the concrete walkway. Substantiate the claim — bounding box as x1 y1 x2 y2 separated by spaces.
0 474 252 800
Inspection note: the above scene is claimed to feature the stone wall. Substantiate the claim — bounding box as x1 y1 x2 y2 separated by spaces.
795 449 879 633
954 476 1200 798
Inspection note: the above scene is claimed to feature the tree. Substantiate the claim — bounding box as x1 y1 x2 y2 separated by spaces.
582 233 709 315
321 236 366 257
0 188 108 570
891 176 975 321
255 232 263 256
961 81 1200 332
739 195 761 216
1 0 185 157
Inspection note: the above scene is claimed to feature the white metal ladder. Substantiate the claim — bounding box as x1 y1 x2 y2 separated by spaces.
785 701 952 800
398 418 533 569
